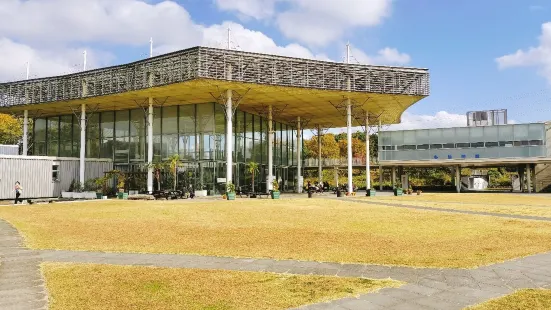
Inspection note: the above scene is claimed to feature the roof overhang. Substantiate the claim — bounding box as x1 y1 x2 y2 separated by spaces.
379 157 551 168
0 46 430 129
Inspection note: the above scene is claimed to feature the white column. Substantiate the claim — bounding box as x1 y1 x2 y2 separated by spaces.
22 110 29 156
346 99 353 194
527 164 532 194
226 90 233 186
268 105 273 191
296 116 302 193
365 112 371 191
147 97 154 193
318 125 322 183
79 104 86 187
456 165 461 193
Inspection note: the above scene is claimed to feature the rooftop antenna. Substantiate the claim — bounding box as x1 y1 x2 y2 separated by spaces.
227 26 231 50
26 62 30 80
149 37 153 58
83 50 87 71
346 41 350 64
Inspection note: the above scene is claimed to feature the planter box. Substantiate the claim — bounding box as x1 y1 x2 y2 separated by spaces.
61 192 73 199
73 192 84 199
394 188 403 196
117 192 129 200
271 191 280 199
102 196 108 200
226 192 236 200
366 189 376 196
194 190 208 197
96 193 103 199
129 190 139 195
84 192 96 199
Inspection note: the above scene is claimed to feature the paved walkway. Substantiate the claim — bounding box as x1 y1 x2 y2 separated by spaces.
3 211 551 309
0 220 48 310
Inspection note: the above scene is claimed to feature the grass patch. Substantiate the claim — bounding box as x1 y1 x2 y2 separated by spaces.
42 263 399 310
3 198 551 268
467 289 551 310
366 193 551 218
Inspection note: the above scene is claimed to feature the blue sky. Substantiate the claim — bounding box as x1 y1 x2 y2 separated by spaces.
1 0 550 128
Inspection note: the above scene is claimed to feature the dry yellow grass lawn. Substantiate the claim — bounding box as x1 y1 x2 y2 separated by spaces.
42 263 399 310
3 198 551 268
366 193 551 218
467 289 551 310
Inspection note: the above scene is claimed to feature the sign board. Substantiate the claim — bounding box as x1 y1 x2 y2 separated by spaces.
217 178 226 183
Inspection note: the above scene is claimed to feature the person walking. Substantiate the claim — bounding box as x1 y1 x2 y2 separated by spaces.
14 181 23 205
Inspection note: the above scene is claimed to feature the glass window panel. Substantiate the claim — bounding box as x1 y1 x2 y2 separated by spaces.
101 138 113 159
153 135 162 162
514 124 529 140
153 108 162 135
87 138 100 158
443 143 455 149
214 104 225 161
115 110 130 137
72 142 80 157
498 125 514 141
162 106 178 135
34 118 47 141
456 142 470 148
34 142 47 156
47 140 59 157
485 142 499 147
114 136 129 163
430 144 442 149
47 117 59 141
235 112 245 162
162 134 179 159
417 144 429 150
59 115 72 157
129 136 145 162
530 140 543 146
130 109 145 136
179 105 196 134
471 142 484 148
528 123 544 140
101 112 114 138
179 135 196 160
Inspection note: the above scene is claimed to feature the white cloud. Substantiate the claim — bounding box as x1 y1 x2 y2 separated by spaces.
0 0 408 82
386 111 467 131
496 22 551 84
351 46 411 65
214 0 392 46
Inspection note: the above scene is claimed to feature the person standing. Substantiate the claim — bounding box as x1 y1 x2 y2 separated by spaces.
14 181 23 205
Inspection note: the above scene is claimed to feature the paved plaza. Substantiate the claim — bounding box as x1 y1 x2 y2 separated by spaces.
2 198 551 309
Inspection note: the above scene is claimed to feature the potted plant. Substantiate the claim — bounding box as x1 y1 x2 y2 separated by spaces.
271 179 280 199
83 179 97 199
72 180 84 199
94 177 108 199
195 183 208 197
226 182 236 200
62 179 75 199
117 172 126 199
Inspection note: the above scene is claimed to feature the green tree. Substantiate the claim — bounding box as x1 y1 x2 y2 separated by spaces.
0 113 23 145
167 154 182 191
246 161 259 193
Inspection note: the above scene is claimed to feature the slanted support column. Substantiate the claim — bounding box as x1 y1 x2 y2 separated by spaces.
346 99 353 194
225 90 233 186
268 105 273 191
22 110 29 156
317 124 322 184
527 163 532 194
147 97 154 193
391 166 396 189
455 165 461 193
379 165 383 190
79 104 86 186
365 112 371 192
296 117 302 193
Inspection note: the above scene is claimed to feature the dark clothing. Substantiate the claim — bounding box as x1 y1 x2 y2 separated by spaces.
15 192 21 204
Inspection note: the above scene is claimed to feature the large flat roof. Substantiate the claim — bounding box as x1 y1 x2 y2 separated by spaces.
0 46 429 128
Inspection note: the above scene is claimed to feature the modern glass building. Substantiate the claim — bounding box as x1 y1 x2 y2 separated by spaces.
378 123 550 162
1 46 430 196
32 103 301 194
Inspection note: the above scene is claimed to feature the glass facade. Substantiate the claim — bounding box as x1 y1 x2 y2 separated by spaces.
379 123 549 161
33 102 302 194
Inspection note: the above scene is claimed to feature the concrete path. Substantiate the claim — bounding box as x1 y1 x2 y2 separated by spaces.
3 211 551 309
346 197 551 222
0 220 48 310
